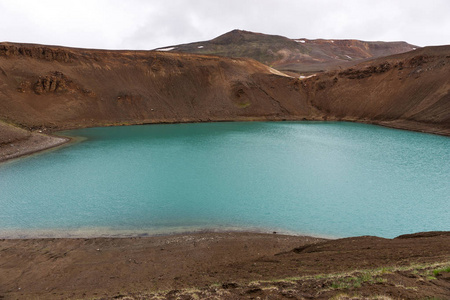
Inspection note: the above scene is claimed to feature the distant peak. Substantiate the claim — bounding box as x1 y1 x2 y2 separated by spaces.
228 29 252 34
219 29 263 37
212 30 253 44
212 29 286 45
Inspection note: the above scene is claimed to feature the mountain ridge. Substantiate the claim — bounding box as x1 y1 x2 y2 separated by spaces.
154 29 418 74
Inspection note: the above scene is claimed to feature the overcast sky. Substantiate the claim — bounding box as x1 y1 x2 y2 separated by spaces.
0 0 449 50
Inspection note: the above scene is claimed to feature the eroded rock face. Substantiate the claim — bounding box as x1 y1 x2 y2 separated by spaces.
0 44 74 62
13 71 96 98
338 62 392 79
33 72 69 94
15 73 70 94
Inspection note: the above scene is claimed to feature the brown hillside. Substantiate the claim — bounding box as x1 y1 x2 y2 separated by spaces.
0 42 321 131
304 46 450 134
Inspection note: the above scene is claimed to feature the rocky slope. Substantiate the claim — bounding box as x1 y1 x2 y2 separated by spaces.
0 42 321 132
154 29 417 74
305 45 450 134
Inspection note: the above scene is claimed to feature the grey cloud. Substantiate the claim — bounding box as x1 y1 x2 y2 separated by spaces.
1 0 449 49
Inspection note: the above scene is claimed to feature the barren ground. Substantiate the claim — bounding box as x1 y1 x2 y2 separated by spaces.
0 232 449 299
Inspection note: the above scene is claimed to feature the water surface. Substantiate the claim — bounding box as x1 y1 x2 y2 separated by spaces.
1 122 449 238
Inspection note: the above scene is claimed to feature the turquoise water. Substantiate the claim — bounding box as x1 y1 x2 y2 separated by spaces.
0 122 449 238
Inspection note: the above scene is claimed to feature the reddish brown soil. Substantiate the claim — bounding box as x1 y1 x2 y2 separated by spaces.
0 232 448 299
0 42 321 132
306 46 450 132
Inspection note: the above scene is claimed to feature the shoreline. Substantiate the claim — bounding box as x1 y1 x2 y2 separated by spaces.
1 118 448 165
0 131 71 164
370 119 450 137
0 225 340 241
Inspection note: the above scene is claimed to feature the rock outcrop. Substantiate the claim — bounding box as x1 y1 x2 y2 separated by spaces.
0 43 74 62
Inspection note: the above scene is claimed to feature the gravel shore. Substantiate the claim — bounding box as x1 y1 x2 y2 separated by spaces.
0 121 69 163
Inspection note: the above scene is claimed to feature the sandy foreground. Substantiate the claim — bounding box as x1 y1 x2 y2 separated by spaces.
0 231 449 299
